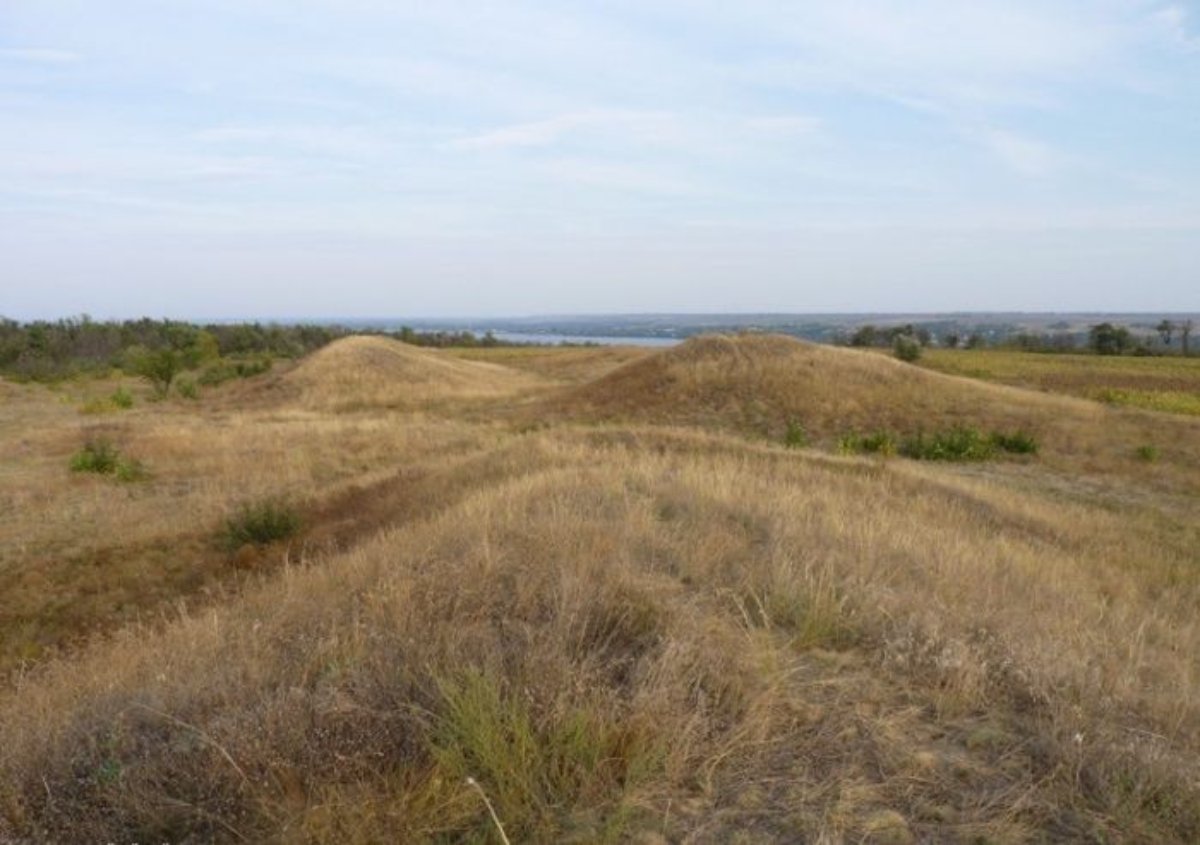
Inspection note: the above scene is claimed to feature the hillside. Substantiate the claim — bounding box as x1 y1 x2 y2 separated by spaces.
544 333 1200 492
2 336 1200 842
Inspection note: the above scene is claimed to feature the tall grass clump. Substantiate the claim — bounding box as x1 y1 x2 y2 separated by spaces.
783 420 808 449
223 499 301 549
68 440 121 474
838 431 896 457
110 387 134 408
431 670 661 841
68 440 147 481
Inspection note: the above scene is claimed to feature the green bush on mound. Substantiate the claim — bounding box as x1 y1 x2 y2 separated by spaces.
69 440 121 474
893 334 923 362
900 427 996 461
223 499 301 549
68 439 147 481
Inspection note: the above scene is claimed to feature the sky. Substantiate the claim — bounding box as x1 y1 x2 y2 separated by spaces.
2 1 1199 319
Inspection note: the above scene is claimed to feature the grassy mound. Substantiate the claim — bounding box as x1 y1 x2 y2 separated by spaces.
545 334 1200 490
263 335 540 410
549 333 1061 437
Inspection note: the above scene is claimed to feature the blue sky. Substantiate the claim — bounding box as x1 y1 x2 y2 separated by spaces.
2 1 1198 318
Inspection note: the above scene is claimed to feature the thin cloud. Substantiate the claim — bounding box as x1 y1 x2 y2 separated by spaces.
972 127 1060 178
449 110 678 151
0 47 81 64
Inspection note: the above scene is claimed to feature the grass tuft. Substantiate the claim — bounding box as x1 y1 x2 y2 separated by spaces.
222 499 301 549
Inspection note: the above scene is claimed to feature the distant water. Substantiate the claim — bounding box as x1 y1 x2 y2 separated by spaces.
490 331 680 347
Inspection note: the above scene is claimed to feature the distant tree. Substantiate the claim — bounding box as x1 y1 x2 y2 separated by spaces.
850 325 879 347
1182 319 1194 357
1156 319 1175 347
1088 322 1133 356
943 332 960 349
893 334 922 362
965 333 986 349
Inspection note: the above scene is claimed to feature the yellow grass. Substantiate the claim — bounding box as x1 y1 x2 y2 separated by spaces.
2 334 1199 842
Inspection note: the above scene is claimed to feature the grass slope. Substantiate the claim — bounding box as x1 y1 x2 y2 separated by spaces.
544 333 1200 492
3 336 1200 842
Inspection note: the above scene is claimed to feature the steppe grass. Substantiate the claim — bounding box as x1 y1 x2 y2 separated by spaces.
2 339 1200 842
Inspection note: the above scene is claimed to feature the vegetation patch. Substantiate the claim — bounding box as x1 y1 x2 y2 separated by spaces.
1135 444 1160 462
838 427 1039 461
198 357 273 386
1094 387 1200 416
430 670 660 841
783 420 809 448
223 498 301 549
68 440 147 481
838 431 897 457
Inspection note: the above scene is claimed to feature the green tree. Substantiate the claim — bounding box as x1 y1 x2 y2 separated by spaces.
127 346 183 396
1088 322 1133 356
893 334 922 362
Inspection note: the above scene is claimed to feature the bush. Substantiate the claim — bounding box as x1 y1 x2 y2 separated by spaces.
838 431 896 457
176 378 199 400
990 430 1039 455
197 357 273 386
783 420 808 449
1135 444 1159 462
69 440 121 474
68 440 147 480
126 347 183 397
223 499 301 549
900 427 995 461
114 457 148 482
110 387 134 409
893 335 922 362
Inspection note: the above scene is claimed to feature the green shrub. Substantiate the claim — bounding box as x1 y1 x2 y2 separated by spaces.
893 334 922 362
176 378 199 400
68 440 148 481
838 431 896 456
69 440 121 474
900 427 995 461
783 420 808 449
990 430 1039 455
1135 444 1159 462
113 457 148 482
198 357 273 386
223 499 301 549
109 387 134 409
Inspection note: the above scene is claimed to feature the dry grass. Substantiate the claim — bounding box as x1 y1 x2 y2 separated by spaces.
448 344 655 384
250 335 544 411
2 334 1200 842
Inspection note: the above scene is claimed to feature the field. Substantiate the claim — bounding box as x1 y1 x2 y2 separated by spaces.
2 336 1200 843
921 348 1200 416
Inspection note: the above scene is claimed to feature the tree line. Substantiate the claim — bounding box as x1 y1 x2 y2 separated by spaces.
0 317 516 384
